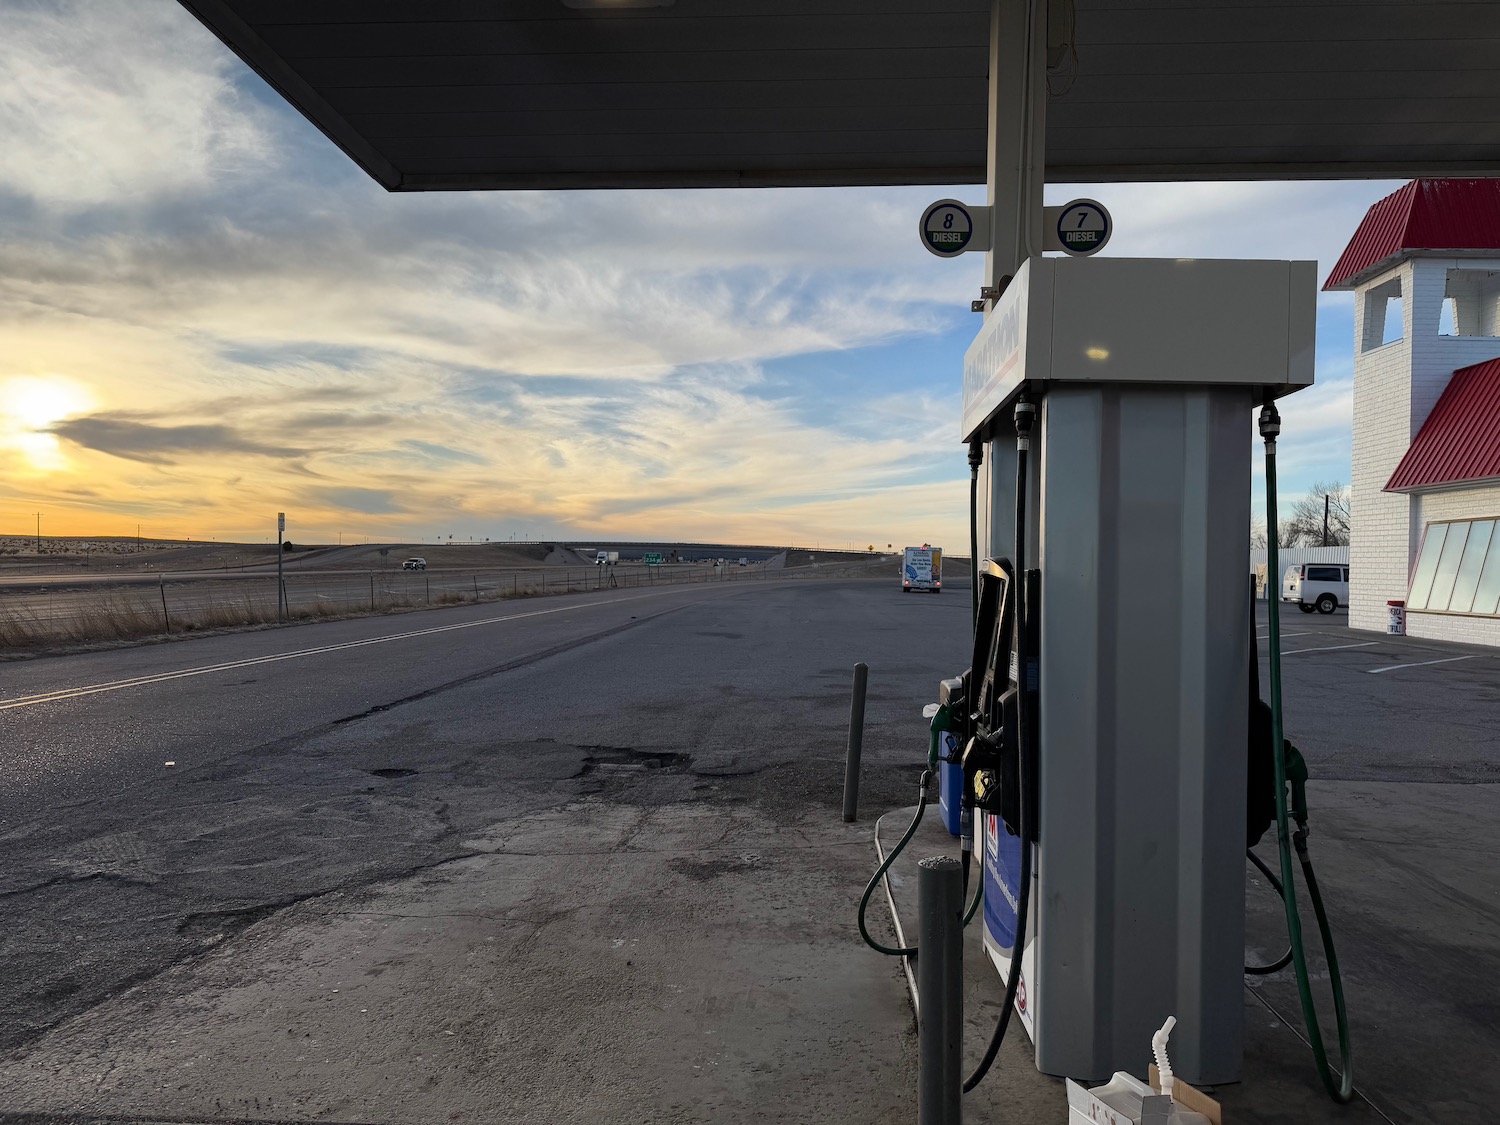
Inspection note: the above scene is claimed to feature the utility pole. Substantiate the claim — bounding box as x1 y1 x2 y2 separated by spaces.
277 512 286 622
1323 493 1330 547
35 512 41 555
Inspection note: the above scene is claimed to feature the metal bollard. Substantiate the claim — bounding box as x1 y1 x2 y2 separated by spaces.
917 855 963 1125
842 662 869 822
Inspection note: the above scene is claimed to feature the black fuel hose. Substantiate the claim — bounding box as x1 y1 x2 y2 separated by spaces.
968 439 984 629
857 770 933 957
965 394 1035 1093
1244 849 1294 976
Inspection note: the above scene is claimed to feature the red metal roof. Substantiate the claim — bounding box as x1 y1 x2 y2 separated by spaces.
1324 179 1500 290
1385 358 1500 493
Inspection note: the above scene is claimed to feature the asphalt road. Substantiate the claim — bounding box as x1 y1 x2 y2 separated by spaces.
0 574 969 1123
3 584 1496 1123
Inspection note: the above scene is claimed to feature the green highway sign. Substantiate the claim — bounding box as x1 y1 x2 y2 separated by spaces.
644 552 663 565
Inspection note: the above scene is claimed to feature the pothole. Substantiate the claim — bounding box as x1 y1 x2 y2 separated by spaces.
369 767 419 779
578 747 691 776
668 854 762 881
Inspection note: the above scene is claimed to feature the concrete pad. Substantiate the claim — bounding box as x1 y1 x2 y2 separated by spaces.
0 800 919 1124
876 805 1407 1124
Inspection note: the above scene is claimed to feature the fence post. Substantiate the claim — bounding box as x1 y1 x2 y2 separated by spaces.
917 856 963 1125
369 574 375 612
426 576 431 604
159 574 170 633
842 662 869 822
474 574 479 601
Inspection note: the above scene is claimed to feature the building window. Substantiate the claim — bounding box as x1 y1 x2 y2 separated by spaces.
1439 296 1459 336
1408 518 1500 615
1362 277 1404 351
1443 269 1500 337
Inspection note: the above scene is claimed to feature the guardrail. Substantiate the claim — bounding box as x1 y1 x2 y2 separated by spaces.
0 558 899 651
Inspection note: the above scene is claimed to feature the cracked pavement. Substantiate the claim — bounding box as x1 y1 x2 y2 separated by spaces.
0 577 969 1122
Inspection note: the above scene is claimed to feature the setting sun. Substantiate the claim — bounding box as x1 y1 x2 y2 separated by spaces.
1 376 91 473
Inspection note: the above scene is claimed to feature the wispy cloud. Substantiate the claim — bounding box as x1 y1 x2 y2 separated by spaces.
0 0 275 209
51 414 305 464
0 0 1399 547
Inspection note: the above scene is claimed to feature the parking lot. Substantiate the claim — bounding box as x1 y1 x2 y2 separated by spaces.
1240 602 1500 1122
1258 603 1500 783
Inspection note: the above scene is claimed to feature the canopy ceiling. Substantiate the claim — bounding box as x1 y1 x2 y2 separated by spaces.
178 0 1500 191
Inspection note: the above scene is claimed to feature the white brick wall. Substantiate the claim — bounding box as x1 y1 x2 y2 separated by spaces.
1349 256 1500 638
1350 262 1417 631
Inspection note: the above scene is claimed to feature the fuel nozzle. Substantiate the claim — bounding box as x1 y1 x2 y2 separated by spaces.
1284 739 1311 852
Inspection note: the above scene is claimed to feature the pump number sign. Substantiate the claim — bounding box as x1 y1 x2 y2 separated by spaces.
920 199 977 257
1052 198 1111 256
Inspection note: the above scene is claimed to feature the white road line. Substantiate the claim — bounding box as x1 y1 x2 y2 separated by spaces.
1280 641 1380 656
0 593 669 712
1365 655 1481 675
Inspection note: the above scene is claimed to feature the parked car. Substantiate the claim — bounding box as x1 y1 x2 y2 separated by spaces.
1281 563 1349 614
402 557 427 570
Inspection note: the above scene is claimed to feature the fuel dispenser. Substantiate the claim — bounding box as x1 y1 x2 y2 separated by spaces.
861 255 1352 1103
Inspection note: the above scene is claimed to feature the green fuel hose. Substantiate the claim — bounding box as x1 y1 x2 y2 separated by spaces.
1260 402 1355 1104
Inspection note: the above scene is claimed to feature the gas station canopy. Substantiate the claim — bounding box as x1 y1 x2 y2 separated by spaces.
180 0 1500 192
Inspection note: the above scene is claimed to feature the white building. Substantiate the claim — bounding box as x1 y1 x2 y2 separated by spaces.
1327 179 1500 645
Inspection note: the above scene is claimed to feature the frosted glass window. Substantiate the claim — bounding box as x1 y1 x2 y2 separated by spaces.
1429 523 1470 610
1407 523 1448 610
1451 521 1494 612
1474 531 1500 615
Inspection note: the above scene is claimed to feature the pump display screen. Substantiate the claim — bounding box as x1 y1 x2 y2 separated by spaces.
970 559 1016 735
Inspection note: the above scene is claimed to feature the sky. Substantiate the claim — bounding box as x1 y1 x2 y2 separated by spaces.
0 0 1399 550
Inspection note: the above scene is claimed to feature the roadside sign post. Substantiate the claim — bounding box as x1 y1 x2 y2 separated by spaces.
277 512 286 622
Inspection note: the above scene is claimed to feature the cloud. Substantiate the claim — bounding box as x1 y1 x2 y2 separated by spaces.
399 440 488 467
0 1 1411 547
0 0 276 209
50 414 305 464
307 487 406 516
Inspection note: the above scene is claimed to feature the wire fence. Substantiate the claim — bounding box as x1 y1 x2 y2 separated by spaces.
0 559 897 652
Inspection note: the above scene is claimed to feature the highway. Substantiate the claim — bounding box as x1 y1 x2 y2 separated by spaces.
0 559 806 635
0 574 970 1122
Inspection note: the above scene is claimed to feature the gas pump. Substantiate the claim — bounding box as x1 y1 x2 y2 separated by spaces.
860 254 1354 1104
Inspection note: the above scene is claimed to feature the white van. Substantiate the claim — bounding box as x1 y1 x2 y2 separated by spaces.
1281 563 1350 614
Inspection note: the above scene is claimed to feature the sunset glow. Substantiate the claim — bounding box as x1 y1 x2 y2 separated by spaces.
1 1 1380 545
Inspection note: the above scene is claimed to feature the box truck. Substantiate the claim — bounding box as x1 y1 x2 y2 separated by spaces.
902 546 942 593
